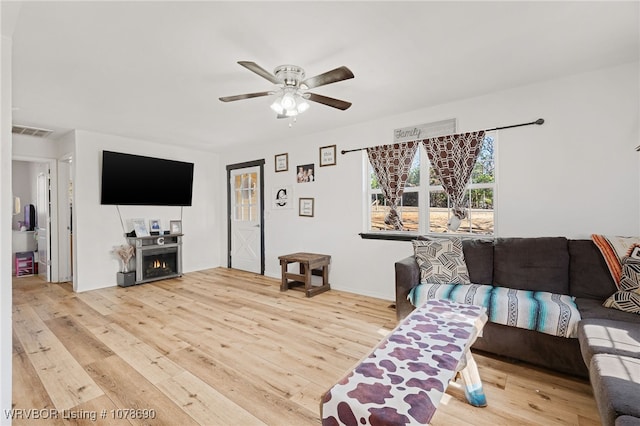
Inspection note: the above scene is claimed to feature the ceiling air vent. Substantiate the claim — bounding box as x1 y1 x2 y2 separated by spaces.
12 124 53 138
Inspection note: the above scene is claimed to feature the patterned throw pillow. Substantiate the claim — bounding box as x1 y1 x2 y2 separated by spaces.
412 237 471 285
619 258 640 292
603 291 640 314
603 258 640 315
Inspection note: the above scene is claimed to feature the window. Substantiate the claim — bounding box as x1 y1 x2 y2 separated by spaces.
370 153 420 232
367 133 495 236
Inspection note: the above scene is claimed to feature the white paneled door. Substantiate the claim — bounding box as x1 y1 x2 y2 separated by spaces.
230 165 263 274
36 165 51 281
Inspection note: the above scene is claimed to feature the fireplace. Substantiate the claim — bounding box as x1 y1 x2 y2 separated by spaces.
128 234 183 284
142 247 178 280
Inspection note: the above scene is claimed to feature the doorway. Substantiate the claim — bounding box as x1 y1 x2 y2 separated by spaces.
226 159 265 274
11 158 58 282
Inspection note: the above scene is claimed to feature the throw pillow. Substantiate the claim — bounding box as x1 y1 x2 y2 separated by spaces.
412 237 471 285
603 291 640 315
619 258 640 292
591 234 640 289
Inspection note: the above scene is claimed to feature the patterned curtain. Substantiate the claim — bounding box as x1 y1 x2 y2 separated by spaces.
421 131 485 224
367 141 419 230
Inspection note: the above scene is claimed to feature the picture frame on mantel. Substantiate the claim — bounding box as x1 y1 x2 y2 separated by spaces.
275 153 288 172
319 145 337 167
131 218 149 237
149 219 161 233
299 198 314 217
170 220 182 234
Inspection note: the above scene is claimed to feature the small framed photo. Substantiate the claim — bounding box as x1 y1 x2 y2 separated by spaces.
131 218 149 237
149 219 161 233
170 220 182 234
319 145 337 167
299 198 314 217
275 153 288 172
296 163 315 183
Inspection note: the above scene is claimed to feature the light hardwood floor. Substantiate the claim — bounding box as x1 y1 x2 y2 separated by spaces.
12 268 601 425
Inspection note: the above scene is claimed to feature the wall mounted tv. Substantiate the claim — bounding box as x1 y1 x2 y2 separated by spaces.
101 151 194 206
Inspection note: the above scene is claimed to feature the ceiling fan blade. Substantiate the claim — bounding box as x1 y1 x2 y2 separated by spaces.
238 61 280 85
302 66 354 90
307 92 352 110
219 91 271 102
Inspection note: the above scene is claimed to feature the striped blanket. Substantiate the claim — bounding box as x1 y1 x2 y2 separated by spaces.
408 283 580 338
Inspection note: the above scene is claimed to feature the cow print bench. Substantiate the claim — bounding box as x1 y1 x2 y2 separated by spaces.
321 299 488 426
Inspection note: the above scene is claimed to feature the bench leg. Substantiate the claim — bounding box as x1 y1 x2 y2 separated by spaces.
459 351 487 407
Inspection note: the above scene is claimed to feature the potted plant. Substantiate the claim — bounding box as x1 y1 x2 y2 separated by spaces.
113 244 136 287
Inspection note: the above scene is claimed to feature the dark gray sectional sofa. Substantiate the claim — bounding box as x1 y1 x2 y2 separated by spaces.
395 237 640 426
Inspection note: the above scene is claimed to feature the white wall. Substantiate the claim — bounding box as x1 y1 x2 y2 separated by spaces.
218 62 640 301
11 160 35 229
1 34 13 426
12 133 61 159
73 130 221 292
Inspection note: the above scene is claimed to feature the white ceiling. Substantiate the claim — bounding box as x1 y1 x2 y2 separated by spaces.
7 1 640 151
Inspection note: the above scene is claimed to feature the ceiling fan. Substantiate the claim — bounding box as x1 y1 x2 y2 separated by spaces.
219 61 354 118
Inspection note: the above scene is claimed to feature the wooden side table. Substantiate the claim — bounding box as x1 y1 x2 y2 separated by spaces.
278 252 331 297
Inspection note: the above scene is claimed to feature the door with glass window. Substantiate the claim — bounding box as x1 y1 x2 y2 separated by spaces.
228 162 264 274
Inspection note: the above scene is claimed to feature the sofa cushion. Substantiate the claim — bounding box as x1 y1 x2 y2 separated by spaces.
462 238 494 285
473 321 588 378
578 319 640 366
494 237 569 293
589 354 640 425
412 237 470 284
569 240 618 299
615 416 640 426
575 298 640 323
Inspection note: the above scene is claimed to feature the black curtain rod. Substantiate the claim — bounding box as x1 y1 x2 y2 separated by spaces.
340 118 544 155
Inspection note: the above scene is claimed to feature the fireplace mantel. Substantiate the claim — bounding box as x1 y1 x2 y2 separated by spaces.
127 234 183 284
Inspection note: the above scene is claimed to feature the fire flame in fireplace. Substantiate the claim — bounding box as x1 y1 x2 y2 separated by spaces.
152 259 168 269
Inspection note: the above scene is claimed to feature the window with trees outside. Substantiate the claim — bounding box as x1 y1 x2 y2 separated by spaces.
368 134 495 235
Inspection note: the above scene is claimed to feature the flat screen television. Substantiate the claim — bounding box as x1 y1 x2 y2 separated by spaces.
101 151 194 206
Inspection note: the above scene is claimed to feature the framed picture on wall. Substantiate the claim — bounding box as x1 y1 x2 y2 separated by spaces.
275 153 288 172
299 198 314 217
319 145 337 167
296 164 315 183
273 185 293 209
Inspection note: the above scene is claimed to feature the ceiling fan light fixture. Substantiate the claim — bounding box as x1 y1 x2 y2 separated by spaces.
296 97 310 113
270 97 284 114
270 88 309 117
281 92 296 110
